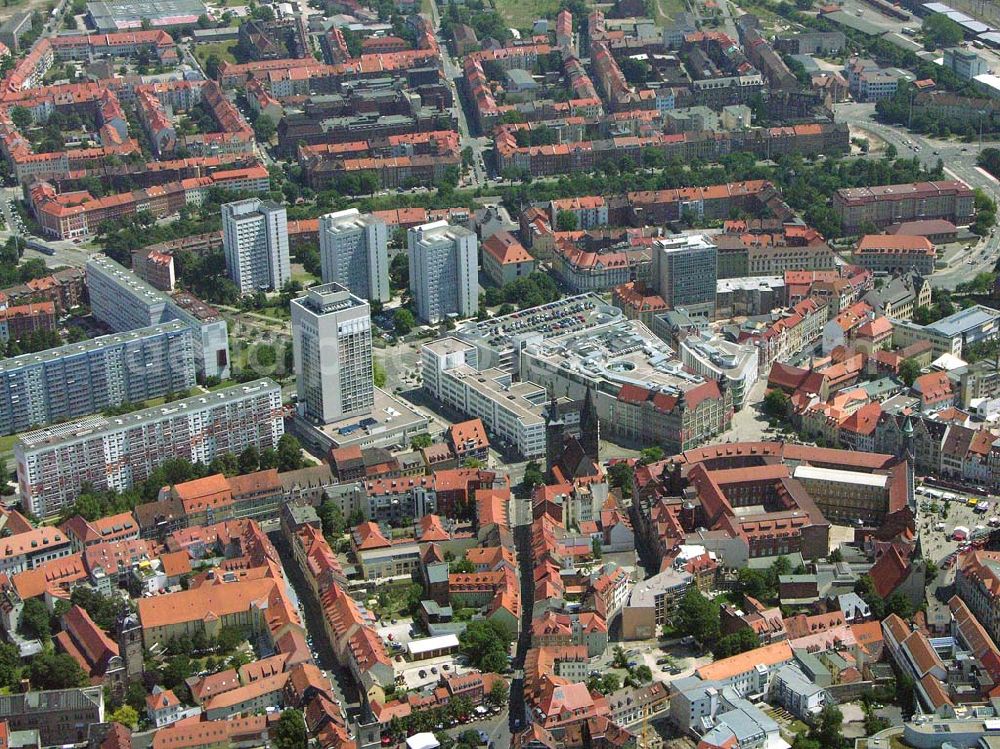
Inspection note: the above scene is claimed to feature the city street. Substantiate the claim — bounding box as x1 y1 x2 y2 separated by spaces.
833 102 1000 197
427 0 491 187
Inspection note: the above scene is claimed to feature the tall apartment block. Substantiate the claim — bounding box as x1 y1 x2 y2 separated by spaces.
221 198 290 293
15 379 283 518
652 234 718 319
291 283 374 425
407 221 478 324
85 255 230 380
0 321 195 436
319 209 390 303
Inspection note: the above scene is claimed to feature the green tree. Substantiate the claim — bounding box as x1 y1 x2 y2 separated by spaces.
899 357 921 387
979 147 1000 179
922 14 963 47
450 558 476 574
394 308 415 335
109 705 139 729
763 389 790 419
277 434 305 472
216 625 244 653
675 587 721 645
556 210 578 232
70 586 125 630
855 574 887 620
273 709 308 749
204 53 222 80
319 496 346 537
713 628 761 659
814 705 845 749
886 591 915 619
607 462 632 498
488 679 509 707
612 645 628 668
29 651 87 689
523 460 545 488
634 664 653 682
10 106 31 131
374 360 387 388
411 433 433 450
639 446 664 465
459 620 512 672
19 598 50 641
587 673 621 694
239 445 260 474
253 344 276 368
254 115 276 143
389 253 409 291
0 642 20 689
125 682 146 713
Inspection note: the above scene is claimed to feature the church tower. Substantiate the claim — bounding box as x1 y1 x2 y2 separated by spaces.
902 414 916 511
579 385 600 462
117 611 144 684
545 391 565 481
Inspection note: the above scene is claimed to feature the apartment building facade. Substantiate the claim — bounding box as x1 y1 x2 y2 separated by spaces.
0 322 195 436
407 221 478 324
15 380 283 518
221 198 291 294
85 255 231 380
318 209 390 303
834 181 976 234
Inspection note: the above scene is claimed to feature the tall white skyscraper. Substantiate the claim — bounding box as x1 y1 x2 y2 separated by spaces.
291 283 374 425
407 221 478 324
221 198 291 294
319 209 390 303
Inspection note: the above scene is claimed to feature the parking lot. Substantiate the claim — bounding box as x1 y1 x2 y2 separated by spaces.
591 639 714 683
395 652 473 690
376 619 417 648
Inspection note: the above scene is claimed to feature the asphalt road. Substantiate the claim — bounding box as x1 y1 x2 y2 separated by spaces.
427 0 491 187
833 102 998 195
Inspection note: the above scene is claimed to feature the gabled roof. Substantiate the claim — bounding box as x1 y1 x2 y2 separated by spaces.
352 522 391 550
55 605 119 677
870 545 909 598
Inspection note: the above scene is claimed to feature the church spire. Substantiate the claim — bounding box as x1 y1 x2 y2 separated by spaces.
579 384 600 462
545 389 566 482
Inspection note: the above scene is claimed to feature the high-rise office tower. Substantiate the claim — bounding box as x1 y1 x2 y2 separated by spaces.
407 221 478 324
221 198 290 293
291 283 374 425
319 209 390 303
652 234 718 319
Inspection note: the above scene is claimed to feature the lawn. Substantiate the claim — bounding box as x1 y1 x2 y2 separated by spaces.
0 435 17 455
653 0 689 23
493 0 561 30
371 583 418 619
257 306 290 321
194 40 238 67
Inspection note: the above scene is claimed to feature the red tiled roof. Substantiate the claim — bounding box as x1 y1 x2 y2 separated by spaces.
870 545 909 598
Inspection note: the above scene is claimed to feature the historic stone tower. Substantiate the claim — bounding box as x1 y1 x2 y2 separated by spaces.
579 384 600 462
117 612 144 684
544 391 565 481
